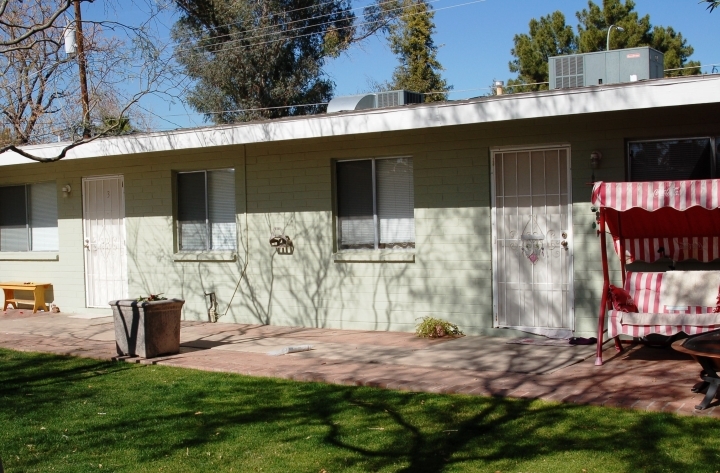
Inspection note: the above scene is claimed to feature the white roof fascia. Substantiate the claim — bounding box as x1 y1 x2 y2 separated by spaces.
2 75 720 167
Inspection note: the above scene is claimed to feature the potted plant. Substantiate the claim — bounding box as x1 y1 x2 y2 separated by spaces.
110 294 185 358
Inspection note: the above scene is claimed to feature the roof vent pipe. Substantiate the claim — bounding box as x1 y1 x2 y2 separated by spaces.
494 80 504 96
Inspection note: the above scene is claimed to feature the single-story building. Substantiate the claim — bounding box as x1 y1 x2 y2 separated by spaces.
1 74 719 338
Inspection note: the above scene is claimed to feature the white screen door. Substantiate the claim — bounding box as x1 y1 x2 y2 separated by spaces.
82 176 128 307
491 147 574 338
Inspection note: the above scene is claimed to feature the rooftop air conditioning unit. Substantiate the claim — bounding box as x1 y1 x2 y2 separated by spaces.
326 90 425 113
548 46 664 90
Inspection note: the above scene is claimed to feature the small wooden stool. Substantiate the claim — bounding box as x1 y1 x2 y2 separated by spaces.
0 282 52 313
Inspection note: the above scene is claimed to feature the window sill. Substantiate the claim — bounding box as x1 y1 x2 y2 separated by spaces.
333 251 415 263
173 251 237 262
0 252 59 261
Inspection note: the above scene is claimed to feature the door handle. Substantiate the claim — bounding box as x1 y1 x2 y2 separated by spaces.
84 239 90 249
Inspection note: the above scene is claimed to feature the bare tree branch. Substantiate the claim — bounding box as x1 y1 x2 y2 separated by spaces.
0 0 187 162
0 1 88 53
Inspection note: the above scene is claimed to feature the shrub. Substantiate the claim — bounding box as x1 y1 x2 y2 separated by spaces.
415 316 464 338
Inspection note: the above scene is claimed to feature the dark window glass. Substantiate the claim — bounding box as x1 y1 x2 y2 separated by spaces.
337 160 374 249
177 170 236 251
629 138 713 181
0 185 28 251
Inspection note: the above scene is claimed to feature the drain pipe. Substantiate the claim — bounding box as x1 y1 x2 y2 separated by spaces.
205 292 218 322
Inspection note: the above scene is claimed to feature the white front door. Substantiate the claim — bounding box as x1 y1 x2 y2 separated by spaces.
82 176 128 307
491 147 574 337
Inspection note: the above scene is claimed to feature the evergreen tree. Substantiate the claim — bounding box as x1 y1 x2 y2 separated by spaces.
508 0 700 91
507 11 576 92
386 0 450 102
702 1 719 12
172 0 357 123
576 0 699 76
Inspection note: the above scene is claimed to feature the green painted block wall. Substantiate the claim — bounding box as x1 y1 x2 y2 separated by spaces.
0 104 718 337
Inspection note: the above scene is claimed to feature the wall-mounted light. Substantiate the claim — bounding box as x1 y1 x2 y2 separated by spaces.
590 151 602 169
61 184 72 198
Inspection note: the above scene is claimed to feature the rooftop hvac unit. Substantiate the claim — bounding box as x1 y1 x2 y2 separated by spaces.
549 46 664 90
375 90 425 108
326 90 425 113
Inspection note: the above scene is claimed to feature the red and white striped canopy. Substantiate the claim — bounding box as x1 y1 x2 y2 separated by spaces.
591 180 720 263
592 180 720 212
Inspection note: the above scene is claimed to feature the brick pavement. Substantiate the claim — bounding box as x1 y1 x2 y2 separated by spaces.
0 309 717 418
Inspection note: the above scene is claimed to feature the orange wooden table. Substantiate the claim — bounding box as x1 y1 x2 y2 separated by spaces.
0 282 52 313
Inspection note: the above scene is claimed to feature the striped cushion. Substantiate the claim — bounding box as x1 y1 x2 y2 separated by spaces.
624 272 663 313
608 310 718 338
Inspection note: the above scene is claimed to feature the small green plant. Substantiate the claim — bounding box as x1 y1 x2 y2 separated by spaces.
136 293 167 302
415 316 464 338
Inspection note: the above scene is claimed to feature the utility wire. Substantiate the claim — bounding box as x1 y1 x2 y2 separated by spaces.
172 0 409 46
172 0 445 54
170 0 388 42
173 0 483 56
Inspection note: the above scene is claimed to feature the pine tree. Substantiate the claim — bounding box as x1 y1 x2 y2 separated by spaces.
576 0 699 76
508 0 700 91
387 0 450 102
507 11 576 92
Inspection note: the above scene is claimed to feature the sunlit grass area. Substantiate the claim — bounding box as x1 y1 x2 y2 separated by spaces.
1 347 719 472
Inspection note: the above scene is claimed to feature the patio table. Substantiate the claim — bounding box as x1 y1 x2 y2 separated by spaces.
672 330 720 410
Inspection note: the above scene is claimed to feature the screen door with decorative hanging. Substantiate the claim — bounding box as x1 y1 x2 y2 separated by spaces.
82 175 128 307
491 147 574 338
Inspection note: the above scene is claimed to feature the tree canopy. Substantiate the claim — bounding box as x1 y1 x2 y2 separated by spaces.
702 1 720 12
386 0 450 102
172 0 396 123
0 0 178 162
508 0 700 92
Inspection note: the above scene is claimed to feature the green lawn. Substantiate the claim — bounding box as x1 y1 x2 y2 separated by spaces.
1 348 718 472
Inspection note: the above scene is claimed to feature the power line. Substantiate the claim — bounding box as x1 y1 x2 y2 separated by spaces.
154 102 329 118
664 63 720 72
172 0 445 54
173 0 484 56
169 0 385 43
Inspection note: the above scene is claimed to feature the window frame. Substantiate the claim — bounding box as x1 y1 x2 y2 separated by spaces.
626 135 719 181
334 156 415 252
0 181 58 253
176 168 237 253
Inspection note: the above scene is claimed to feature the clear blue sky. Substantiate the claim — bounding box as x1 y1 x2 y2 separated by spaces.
87 0 720 130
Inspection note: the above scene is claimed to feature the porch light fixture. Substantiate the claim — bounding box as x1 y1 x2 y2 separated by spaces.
590 151 602 169
606 25 624 51
62 184 72 198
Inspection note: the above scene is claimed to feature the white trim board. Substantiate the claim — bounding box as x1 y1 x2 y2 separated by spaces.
2 75 720 166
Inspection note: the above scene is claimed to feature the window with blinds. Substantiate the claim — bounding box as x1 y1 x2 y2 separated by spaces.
336 157 415 250
0 181 58 252
628 137 717 181
177 169 236 251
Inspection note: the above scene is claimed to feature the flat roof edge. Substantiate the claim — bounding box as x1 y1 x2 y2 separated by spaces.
2 75 719 166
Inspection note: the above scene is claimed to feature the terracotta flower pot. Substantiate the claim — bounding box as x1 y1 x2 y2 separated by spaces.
110 299 185 358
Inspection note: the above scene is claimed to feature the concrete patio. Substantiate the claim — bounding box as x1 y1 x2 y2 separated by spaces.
0 308 717 418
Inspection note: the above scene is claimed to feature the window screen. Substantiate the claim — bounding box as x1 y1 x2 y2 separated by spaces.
377 158 415 248
177 169 236 251
29 181 59 251
629 138 714 181
208 169 236 250
336 157 415 250
0 182 58 252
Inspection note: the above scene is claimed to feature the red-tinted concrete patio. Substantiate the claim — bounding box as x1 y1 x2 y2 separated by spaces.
0 309 716 418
